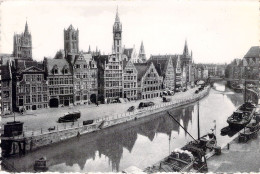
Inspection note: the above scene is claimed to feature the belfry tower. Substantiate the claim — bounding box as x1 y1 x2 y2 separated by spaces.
64 25 79 55
113 7 122 60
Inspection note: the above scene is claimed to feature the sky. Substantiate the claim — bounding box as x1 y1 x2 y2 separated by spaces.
0 0 259 64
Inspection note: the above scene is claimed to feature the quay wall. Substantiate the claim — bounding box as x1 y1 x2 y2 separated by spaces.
18 87 211 153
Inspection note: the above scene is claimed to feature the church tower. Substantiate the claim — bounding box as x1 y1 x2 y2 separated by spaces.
64 25 79 55
183 39 189 57
138 41 146 63
13 21 32 60
113 7 122 60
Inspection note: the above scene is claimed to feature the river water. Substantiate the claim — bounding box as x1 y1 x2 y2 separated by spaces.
6 82 244 172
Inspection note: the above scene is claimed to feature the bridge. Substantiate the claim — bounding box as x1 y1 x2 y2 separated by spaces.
196 76 260 104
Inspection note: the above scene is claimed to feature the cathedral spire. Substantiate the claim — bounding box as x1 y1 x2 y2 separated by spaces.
183 39 189 56
24 20 29 34
138 41 146 62
115 6 120 22
139 41 145 54
88 45 91 53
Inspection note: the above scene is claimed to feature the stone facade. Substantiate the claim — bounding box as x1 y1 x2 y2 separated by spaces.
123 60 138 100
64 25 79 54
14 60 48 111
44 58 74 107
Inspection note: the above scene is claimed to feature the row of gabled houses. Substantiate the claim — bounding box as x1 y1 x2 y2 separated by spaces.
1 8 198 114
225 46 260 87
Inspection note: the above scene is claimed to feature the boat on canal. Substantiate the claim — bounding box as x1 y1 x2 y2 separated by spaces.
144 102 221 173
58 111 81 123
227 102 256 129
34 157 48 172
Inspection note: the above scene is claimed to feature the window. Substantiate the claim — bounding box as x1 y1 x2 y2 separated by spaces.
54 78 59 85
32 86 36 93
76 73 81 79
37 75 42 81
25 75 31 82
60 78 64 84
76 64 80 69
53 66 58 74
84 65 88 69
32 75 36 81
26 96 30 103
54 88 59 94
38 95 42 102
49 78 54 85
60 87 64 94
37 86 41 92
43 85 47 92
64 68 68 74
25 85 30 93
49 88 54 95
32 95 36 102
70 87 73 93
64 78 68 84
43 94 48 102
76 96 80 101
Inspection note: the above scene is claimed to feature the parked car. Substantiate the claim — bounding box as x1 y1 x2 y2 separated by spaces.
167 90 175 96
127 106 135 112
138 101 155 109
163 96 171 102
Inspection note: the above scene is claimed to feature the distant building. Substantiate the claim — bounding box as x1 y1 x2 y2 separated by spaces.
138 41 146 63
13 21 32 60
175 55 183 88
122 46 138 62
64 25 79 55
0 62 13 114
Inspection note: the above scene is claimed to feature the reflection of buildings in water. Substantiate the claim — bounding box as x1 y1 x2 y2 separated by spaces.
6 105 195 172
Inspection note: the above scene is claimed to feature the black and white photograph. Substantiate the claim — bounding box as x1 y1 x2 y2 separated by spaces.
0 0 259 173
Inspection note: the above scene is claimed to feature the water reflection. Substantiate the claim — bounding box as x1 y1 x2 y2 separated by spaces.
7 105 194 172
6 83 244 172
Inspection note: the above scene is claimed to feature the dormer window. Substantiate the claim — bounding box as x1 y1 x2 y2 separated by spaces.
63 66 69 74
53 65 59 74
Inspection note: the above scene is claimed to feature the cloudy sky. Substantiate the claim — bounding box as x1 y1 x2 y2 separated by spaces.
1 0 259 63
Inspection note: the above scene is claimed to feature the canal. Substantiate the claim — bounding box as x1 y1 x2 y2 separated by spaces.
5 82 244 172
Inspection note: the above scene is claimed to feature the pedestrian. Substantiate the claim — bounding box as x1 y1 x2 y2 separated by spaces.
96 102 99 107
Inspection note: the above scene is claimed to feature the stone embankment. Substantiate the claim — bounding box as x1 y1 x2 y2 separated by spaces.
12 87 211 153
